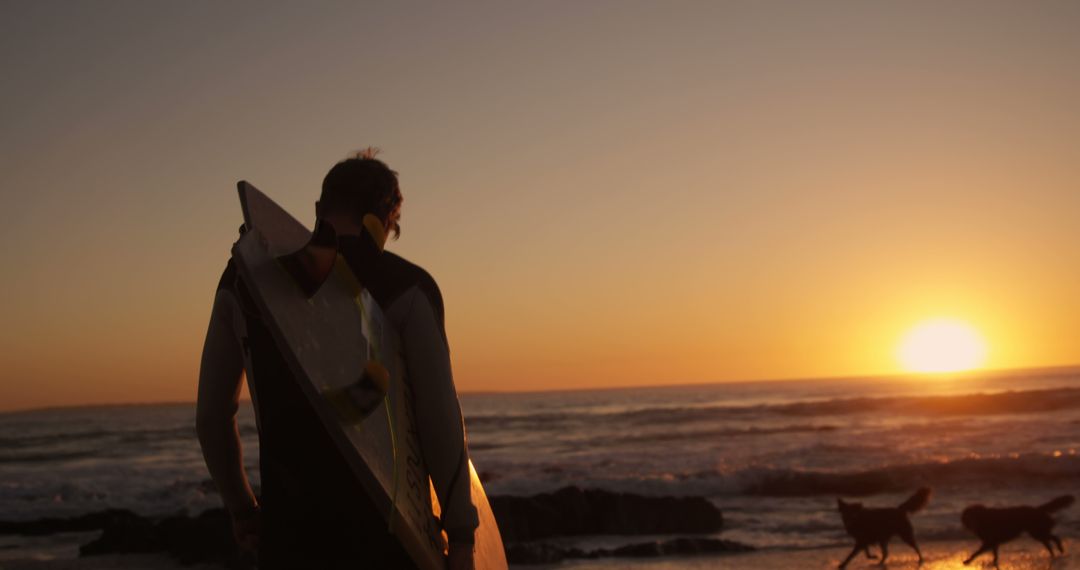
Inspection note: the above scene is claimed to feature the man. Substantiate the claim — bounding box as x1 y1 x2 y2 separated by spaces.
197 150 478 569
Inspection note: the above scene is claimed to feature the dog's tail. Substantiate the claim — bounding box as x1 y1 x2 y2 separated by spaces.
897 488 932 513
1037 495 1075 513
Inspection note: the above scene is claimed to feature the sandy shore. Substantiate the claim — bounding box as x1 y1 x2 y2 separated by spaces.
0 540 1072 569
0 539 1075 570
544 540 1074 570
0 555 223 570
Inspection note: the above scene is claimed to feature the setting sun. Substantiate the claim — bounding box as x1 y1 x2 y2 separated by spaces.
898 318 988 373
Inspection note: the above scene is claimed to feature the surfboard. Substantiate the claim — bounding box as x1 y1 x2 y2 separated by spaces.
230 181 507 570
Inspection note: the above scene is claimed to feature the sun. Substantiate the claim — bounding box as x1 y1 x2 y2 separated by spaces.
897 318 988 373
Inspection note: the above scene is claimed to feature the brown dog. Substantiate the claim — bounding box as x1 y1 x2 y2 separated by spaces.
837 488 931 568
962 495 1074 566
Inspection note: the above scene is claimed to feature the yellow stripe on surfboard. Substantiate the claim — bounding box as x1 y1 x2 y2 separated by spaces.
332 254 403 535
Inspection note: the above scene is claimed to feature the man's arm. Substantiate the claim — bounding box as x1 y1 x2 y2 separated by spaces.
196 288 258 517
397 286 480 545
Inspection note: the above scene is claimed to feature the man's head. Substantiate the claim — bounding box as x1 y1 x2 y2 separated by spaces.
317 148 403 239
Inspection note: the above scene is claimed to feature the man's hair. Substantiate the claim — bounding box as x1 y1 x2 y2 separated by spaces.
320 147 403 238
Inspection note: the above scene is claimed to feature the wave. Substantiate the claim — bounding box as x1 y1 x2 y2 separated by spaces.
0 426 198 450
0 450 107 464
0 425 226 464
611 424 839 446
481 452 1080 500
0 405 257 463
0 429 121 450
740 453 1080 496
771 388 1080 417
465 387 1080 429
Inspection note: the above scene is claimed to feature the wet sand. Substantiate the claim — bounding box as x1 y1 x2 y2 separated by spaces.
0 540 1072 569
546 540 1074 570
2 539 1071 565
0 555 220 570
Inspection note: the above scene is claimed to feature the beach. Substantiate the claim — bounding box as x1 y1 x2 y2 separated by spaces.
550 541 1076 570
0 554 216 570
0 541 1075 570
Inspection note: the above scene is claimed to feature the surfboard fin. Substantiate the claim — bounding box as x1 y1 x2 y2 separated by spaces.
275 220 339 298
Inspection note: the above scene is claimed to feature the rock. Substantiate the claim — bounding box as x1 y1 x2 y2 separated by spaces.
0 509 144 536
505 537 754 564
79 513 162 556
603 537 755 558
158 508 234 564
490 486 724 541
77 508 247 568
505 542 587 565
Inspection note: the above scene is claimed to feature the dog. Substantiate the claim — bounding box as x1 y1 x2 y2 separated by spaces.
961 495 1074 566
837 488 931 568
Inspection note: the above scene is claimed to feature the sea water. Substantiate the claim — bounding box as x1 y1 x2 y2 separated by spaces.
2 368 1079 552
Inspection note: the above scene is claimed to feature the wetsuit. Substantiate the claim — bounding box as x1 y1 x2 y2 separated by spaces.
202 228 478 568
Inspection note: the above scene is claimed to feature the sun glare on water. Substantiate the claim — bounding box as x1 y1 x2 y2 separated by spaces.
897 318 988 374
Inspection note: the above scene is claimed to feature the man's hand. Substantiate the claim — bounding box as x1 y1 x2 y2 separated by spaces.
447 542 475 570
231 507 260 561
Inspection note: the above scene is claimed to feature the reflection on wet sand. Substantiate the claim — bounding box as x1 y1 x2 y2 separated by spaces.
551 540 1073 570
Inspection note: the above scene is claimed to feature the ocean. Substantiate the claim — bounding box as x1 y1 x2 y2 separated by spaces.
2 367 1079 558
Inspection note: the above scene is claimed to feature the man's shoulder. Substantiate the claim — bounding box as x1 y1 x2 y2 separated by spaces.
215 257 261 318
376 251 444 324
380 251 439 288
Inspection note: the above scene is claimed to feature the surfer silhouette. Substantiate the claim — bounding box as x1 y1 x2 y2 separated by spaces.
197 150 478 569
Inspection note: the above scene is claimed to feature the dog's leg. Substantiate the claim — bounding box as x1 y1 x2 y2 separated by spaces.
899 528 923 565
839 543 862 569
878 541 889 566
1029 529 1062 558
864 545 877 559
1051 534 1065 554
964 543 990 565
915 542 924 565
991 545 999 568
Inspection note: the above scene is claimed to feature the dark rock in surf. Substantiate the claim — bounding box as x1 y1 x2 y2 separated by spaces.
505 542 588 564
600 537 754 558
490 486 724 541
79 512 162 556
77 508 240 567
157 508 235 564
506 537 754 564
0 509 144 536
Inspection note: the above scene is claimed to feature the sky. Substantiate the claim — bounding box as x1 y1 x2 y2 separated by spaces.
1 1 1078 411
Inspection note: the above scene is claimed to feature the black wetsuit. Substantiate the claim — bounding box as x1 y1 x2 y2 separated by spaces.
212 234 477 568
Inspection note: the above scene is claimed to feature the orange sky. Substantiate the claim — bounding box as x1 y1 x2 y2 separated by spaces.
2 2 1078 412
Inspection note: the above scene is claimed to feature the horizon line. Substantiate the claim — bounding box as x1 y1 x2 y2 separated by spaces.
3 363 1078 416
